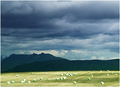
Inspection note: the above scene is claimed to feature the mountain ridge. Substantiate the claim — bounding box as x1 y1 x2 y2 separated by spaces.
1 53 119 72
1 53 67 72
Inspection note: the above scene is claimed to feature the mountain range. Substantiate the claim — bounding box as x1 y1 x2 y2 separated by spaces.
1 53 119 72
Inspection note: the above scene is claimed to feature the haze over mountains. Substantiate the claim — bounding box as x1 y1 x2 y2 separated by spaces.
1 53 119 72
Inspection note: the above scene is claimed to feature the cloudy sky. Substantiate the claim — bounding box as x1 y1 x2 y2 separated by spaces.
1 1 119 60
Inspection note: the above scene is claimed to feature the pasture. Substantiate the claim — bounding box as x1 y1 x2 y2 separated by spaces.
1 71 119 86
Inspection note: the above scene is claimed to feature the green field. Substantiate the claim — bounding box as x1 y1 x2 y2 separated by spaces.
1 71 119 86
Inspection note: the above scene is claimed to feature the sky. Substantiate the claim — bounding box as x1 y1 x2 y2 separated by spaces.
1 1 119 60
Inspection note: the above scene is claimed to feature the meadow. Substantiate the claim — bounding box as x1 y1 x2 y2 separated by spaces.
1 71 119 86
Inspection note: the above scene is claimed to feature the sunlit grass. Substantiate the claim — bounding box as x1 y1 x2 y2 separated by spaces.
1 71 119 86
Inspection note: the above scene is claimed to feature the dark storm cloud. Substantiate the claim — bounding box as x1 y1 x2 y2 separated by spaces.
1 1 119 59
2 1 119 28
1 1 119 40
1 21 119 39
1 14 59 29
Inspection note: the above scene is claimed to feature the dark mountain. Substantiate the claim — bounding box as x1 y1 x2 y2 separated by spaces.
1 53 66 72
4 59 119 72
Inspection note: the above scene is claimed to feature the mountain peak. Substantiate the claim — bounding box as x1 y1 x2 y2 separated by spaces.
41 52 45 55
9 53 17 57
32 53 38 55
39 52 54 57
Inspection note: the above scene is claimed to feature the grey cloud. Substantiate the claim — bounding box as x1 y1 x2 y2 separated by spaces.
2 1 119 29
1 1 119 59
2 34 118 52
1 1 119 40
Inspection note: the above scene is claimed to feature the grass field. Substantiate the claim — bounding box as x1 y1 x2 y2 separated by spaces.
1 71 119 86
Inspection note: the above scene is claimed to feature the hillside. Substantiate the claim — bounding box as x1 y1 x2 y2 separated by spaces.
1 53 66 72
5 59 119 72
1 53 119 72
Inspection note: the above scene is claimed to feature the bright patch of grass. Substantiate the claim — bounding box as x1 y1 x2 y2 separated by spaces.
1 71 119 86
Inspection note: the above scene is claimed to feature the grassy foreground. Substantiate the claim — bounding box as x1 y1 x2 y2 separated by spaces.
1 71 119 86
